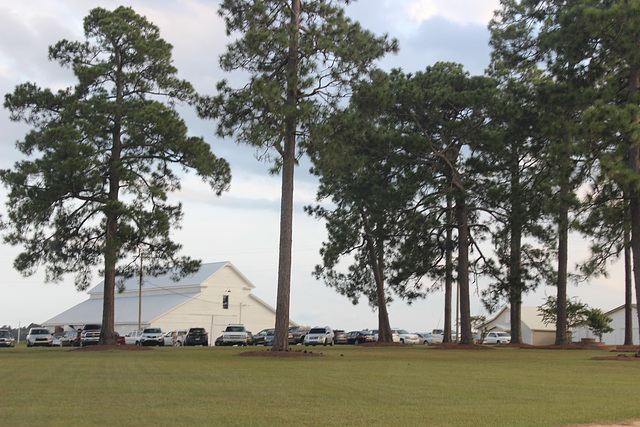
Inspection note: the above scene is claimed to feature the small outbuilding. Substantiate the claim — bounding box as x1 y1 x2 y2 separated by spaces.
482 306 556 345
43 261 293 341
571 304 638 345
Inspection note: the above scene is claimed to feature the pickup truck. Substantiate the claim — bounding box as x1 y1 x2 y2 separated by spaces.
221 324 250 346
80 324 102 347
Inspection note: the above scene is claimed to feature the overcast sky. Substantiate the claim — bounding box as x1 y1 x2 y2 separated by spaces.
0 0 628 333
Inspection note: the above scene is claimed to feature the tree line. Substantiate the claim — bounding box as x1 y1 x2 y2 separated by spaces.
2 1 638 349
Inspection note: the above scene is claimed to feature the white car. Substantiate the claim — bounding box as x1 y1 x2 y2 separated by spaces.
124 330 143 345
139 327 164 346
26 328 54 347
392 329 420 345
370 329 400 342
164 330 186 346
303 326 335 346
483 331 511 345
222 324 250 346
416 332 442 345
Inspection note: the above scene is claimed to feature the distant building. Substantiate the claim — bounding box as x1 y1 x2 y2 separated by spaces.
43 261 293 341
572 304 638 345
482 306 556 345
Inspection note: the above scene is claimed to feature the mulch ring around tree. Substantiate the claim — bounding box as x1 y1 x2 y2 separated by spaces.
70 344 152 352
429 343 495 350
591 346 640 362
239 349 324 357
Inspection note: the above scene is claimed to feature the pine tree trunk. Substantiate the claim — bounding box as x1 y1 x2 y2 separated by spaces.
444 195 453 343
509 157 523 343
624 222 634 346
456 194 472 345
555 195 569 345
363 233 392 342
627 65 640 352
554 136 570 346
272 0 300 352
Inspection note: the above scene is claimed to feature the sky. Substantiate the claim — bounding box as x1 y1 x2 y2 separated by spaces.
0 0 629 334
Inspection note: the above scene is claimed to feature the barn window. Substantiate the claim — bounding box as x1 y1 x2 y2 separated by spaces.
222 295 229 309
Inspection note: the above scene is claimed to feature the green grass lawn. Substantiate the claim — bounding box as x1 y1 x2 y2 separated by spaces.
1 344 638 426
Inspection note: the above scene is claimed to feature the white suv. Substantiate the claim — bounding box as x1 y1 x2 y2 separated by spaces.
139 327 164 346
303 326 335 346
392 329 420 345
222 325 250 346
26 328 54 347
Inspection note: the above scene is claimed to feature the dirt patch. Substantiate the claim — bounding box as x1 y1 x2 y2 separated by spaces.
591 353 640 362
566 419 640 426
358 342 408 348
430 343 495 350
70 344 152 352
239 349 324 357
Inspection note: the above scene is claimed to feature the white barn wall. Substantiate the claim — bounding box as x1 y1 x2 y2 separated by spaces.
44 262 287 343
150 264 286 341
572 306 639 345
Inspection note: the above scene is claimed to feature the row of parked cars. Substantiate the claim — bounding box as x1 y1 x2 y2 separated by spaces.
2 325 511 348
239 327 452 347
123 327 210 346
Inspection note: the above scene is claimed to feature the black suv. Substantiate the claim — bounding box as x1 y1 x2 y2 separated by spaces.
184 328 209 346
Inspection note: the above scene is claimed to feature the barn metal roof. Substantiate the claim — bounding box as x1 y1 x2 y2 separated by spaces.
43 292 199 327
87 261 230 294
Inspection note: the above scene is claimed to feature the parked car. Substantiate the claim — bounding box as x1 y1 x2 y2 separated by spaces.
0 329 15 347
221 325 250 346
139 327 164 346
252 328 274 346
184 328 208 346
346 330 375 345
392 329 420 345
164 330 187 346
246 331 255 345
214 335 224 346
80 324 102 347
291 326 310 344
369 329 400 342
124 330 142 345
483 331 511 345
416 332 442 345
304 326 334 346
333 329 348 345
431 329 459 343
59 330 79 347
115 332 125 345
26 327 53 347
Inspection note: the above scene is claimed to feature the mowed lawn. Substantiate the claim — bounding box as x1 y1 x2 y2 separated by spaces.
1 344 638 426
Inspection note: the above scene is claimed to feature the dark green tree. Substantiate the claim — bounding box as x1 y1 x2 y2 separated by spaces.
307 103 430 343
1 7 231 345
481 1 556 344
310 65 495 345
584 308 614 342
523 0 640 347
493 0 597 345
199 0 396 350
389 64 496 345
538 295 589 342
576 171 634 345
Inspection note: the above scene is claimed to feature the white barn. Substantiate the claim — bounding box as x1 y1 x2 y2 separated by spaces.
43 261 293 341
482 306 556 345
571 304 639 345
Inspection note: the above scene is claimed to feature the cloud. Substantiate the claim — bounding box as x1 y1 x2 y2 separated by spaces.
406 0 501 26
